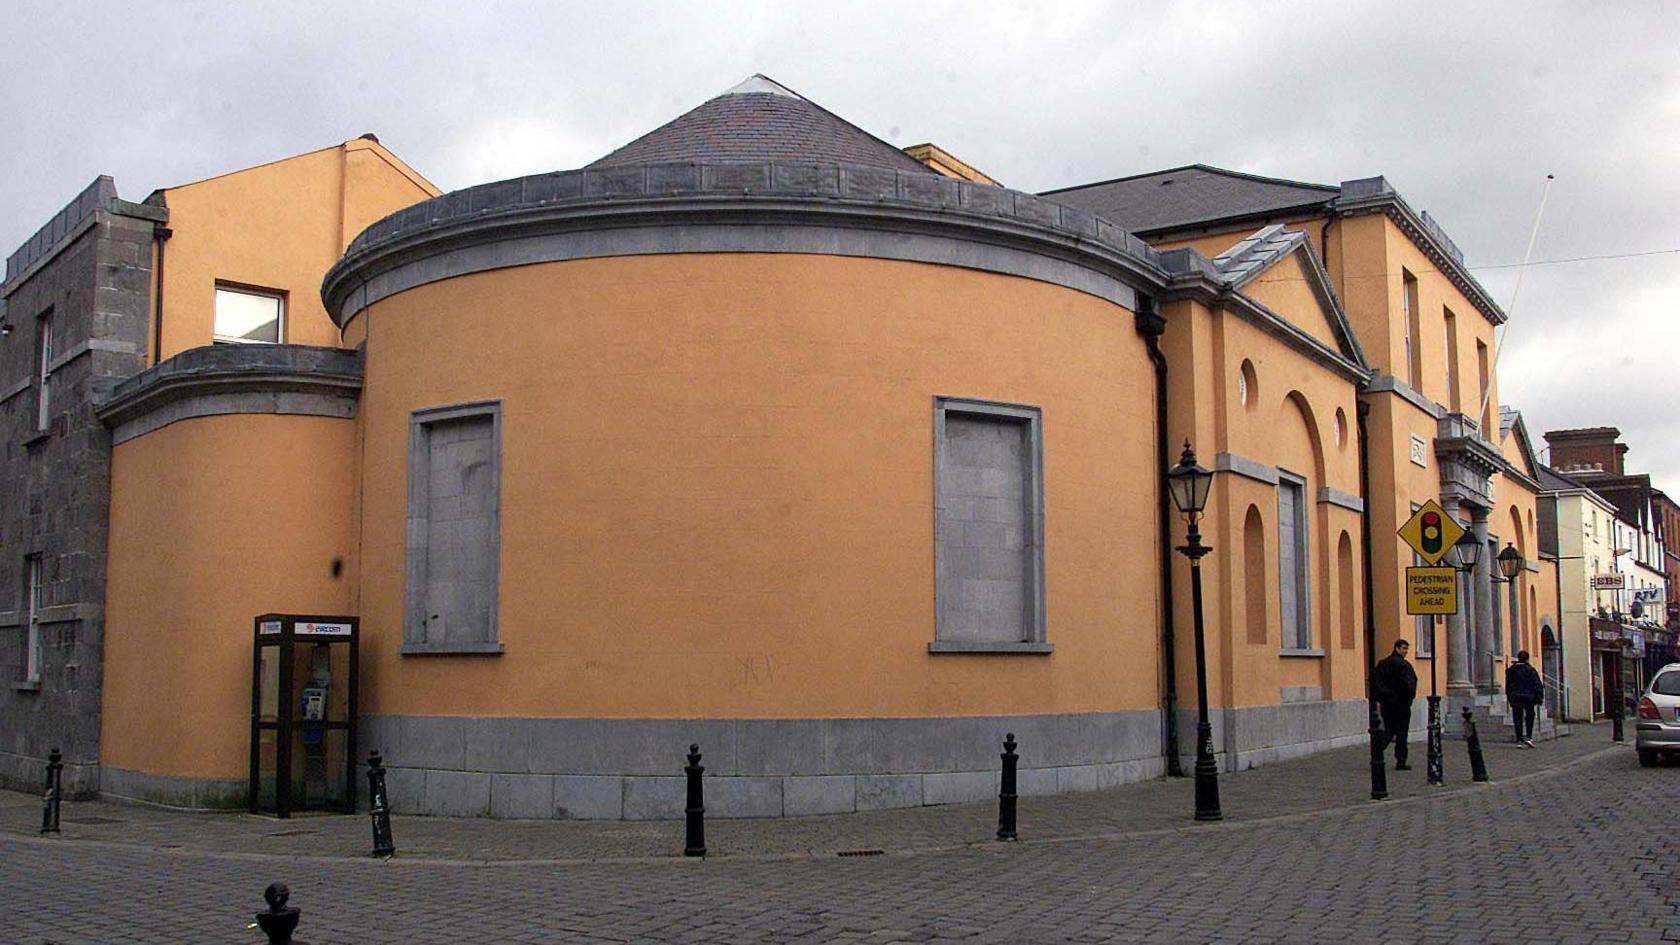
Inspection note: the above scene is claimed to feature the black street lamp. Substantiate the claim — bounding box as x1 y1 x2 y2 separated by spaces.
1166 440 1222 822
1497 543 1523 583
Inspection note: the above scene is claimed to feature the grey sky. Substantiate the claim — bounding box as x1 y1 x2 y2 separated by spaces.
4 1 1678 487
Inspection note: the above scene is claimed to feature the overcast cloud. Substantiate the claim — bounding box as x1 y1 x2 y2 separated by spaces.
3 1 1678 487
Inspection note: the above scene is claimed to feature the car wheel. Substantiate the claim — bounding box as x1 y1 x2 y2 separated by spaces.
1638 748 1659 767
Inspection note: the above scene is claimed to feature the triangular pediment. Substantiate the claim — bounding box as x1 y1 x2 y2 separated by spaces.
1214 225 1366 367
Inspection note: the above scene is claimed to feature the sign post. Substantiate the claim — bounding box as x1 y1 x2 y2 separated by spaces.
1397 500 1468 787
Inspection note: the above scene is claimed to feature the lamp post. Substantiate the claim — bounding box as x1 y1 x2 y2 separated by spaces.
1496 541 1523 674
1497 543 1523 583
1439 527 1482 786
1167 441 1221 822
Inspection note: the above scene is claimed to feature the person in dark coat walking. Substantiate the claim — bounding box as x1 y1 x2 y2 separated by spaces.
1505 650 1545 747
1372 639 1419 769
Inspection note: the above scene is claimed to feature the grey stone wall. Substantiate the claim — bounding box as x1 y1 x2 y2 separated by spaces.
0 209 154 796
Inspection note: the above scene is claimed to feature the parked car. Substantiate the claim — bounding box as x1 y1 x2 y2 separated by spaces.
1635 662 1680 767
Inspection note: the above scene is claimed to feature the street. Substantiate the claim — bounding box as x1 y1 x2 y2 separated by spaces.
4 741 1676 944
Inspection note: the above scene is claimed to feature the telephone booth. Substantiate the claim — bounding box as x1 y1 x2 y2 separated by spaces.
250 614 359 817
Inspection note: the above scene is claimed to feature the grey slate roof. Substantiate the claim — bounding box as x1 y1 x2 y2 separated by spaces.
1040 165 1337 235
1538 464 1595 495
589 74 932 175
1210 223 1303 284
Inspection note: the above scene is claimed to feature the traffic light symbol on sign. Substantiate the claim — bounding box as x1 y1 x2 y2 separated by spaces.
1421 511 1442 557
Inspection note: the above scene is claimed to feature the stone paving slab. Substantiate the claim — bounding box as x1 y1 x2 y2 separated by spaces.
0 728 1617 862
2 731 1674 945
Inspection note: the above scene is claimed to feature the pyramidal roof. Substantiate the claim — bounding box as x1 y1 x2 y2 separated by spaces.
588 74 933 174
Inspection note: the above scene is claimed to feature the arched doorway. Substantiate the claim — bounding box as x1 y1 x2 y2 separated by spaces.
1541 624 1561 719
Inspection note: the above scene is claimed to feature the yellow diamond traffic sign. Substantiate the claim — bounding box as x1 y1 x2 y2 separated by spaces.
1397 499 1464 566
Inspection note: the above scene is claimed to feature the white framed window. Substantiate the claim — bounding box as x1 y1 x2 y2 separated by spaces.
35 311 52 433
930 397 1047 652
213 284 285 344
24 554 43 685
1277 470 1311 650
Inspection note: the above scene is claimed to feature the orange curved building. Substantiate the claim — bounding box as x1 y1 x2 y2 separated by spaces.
3 76 1559 818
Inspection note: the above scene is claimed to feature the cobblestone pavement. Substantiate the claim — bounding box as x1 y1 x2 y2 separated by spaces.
5 733 1678 943
0 731 1612 862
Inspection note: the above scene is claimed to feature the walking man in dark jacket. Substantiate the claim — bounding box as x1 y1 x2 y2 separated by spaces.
1372 639 1419 769
1505 650 1545 747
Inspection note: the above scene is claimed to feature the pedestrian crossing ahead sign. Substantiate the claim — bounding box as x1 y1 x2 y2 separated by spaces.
1397 499 1465 566
1406 566 1459 615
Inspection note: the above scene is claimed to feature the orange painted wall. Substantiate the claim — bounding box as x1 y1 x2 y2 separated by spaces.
102 414 356 779
350 253 1161 721
1161 293 1364 712
154 139 437 361
1239 252 1343 353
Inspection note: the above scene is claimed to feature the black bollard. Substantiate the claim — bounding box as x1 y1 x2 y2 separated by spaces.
1425 695 1445 786
997 733 1019 841
254 882 303 945
40 747 62 835
684 743 706 858
1461 707 1489 783
366 751 396 858
1366 705 1387 801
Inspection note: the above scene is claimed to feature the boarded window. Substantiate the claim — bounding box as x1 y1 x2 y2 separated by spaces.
405 403 502 653
1244 506 1267 644
933 398 1044 649
1278 473 1310 650
1338 531 1356 650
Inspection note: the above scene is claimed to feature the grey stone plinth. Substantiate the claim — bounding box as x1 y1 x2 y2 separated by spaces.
622 776 686 820
489 773 553 819
553 775 623 820
856 775 921 811
783 776 856 815
423 770 490 817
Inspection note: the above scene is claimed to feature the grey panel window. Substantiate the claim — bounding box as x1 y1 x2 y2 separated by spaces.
35 311 52 433
404 402 503 655
24 554 42 684
1278 472 1310 650
1489 538 1503 657
931 398 1047 653
213 285 284 343
1508 573 1521 657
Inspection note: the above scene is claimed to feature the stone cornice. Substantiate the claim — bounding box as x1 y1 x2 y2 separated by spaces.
1332 184 1507 327
97 343 361 444
323 161 1177 326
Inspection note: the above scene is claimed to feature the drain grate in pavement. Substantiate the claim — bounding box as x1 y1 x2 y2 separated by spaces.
64 816 125 825
266 829 318 838
836 849 885 857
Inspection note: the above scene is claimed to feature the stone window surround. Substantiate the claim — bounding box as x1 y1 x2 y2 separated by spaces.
1277 468 1312 654
212 281 287 345
403 400 504 656
929 396 1049 655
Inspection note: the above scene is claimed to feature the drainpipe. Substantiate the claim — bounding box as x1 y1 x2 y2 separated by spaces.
1356 400 1380 715
150 226 171 365
1135 296 1183 777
